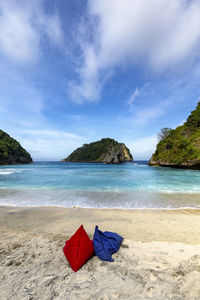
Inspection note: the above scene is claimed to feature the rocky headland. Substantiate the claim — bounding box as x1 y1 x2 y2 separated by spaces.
149 102 200 169
0 129 33 165
62 138 133 164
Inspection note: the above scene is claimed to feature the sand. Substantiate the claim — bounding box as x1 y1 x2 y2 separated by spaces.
1 206 200 299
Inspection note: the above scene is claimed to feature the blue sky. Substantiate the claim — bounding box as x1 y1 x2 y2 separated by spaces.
1 0 200 160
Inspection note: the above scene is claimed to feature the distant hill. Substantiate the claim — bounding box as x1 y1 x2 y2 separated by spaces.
149 102 200 169
62 138 133 164
0 130 33 165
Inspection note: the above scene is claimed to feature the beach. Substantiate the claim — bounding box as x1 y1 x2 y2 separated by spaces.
1 206 200 299
1 0 200 298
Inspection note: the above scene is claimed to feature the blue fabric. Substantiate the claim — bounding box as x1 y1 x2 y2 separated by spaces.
93 226 123 262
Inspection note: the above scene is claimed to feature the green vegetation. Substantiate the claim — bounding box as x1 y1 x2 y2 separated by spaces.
64 138 118 162
63 138 133 162
150 102 200 166
0 130 33 165
157 128 172 141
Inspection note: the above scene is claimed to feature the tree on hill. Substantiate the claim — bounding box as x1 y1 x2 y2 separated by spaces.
157 128 172 141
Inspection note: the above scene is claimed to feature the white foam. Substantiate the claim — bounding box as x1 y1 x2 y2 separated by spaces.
0 201 200 211
0 169 24 175
132 163 147 167
0 171 15 175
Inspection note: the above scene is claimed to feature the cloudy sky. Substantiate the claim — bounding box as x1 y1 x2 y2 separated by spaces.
1 0 200 160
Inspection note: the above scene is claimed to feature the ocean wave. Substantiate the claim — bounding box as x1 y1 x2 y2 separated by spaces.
138 165 149 168
158 190 200 194
1 188 200 210
133 163 148 167
0 169 24 175
0 171 15 175
0 201 200 210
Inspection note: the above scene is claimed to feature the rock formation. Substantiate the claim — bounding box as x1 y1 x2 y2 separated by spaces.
62 138 133 164
149 102 200 169
0 129 33 165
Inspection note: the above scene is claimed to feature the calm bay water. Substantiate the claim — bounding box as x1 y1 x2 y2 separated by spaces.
0 161 200 208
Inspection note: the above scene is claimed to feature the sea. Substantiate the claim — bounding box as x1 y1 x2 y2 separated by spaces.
0 161 200 209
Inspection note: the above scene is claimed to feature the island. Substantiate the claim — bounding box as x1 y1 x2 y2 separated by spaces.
62 138 133 164
149 101 200 169
0 129 33 165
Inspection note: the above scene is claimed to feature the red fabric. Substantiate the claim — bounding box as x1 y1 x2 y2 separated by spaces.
63 225 94 272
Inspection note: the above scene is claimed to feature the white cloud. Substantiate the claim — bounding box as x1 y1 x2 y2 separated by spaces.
19 138 82 161
69 0 200 103
0 65 44 121
132 106 165 127
128 135 157 160
9 129 85 161
177 120 186 127
127 88 140 105
67 114 85 122
0 0 63 64
67 78 100 104
123 92 167 127
20 129 83 140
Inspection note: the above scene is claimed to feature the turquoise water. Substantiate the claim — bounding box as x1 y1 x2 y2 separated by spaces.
0 161 200 208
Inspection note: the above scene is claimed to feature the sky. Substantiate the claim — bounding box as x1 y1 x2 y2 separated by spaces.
1 0 200 161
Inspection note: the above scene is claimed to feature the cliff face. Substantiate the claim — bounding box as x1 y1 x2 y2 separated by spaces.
62 138 133 164
102 143 133 164
149 102 200 169
0 130 33 165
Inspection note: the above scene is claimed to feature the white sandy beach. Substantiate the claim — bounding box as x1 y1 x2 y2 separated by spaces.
1 206 200 299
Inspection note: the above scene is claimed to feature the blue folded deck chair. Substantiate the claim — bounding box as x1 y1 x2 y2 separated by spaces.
93 226 123 262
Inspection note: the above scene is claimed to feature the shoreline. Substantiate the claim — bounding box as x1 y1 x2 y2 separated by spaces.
1 189 200 209
1 203 200 210
0 203 200 211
